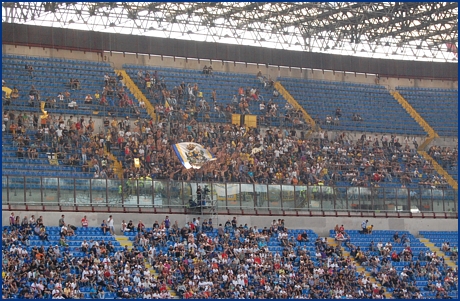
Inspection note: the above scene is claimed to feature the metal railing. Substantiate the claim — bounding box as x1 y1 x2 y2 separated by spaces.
2 175 458 217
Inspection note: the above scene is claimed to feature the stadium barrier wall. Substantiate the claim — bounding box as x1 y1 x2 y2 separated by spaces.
2 210 457 238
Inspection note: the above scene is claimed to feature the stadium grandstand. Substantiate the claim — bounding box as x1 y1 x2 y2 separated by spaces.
2 2 458 299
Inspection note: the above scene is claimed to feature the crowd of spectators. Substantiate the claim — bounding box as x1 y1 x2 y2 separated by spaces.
1 65 455 197
3 108 118 178
334 226 459 299
4 98 450 190
107 114 446 191
3 211 459 299
428 145 458 171
3 213 397 299
134 69 306 129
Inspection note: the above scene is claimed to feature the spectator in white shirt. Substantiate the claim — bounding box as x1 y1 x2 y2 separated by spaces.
107 215 114 235
68 99 77 109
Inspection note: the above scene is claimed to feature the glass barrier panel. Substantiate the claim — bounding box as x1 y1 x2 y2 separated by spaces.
90 179 108 207
444 189 457 213
2 174 457 215
419 188 434 212
367 187 381 211
334 186 348 210
154 180 168 209
282 185 295 209
395 188 409 212
136 179 153 208
320 186 335 211
431 188 453 212
254 184 268 208
226 183 240 209
301 186 313 210
408 188 422 213
59 178 75 207
372 187 386 212
167 181 182 208
293 185 308 210
75 179 91 206
430 188 448 212
213 183 227 210
381 187 397 212
42 177 59 206
107 179 122 207
241 184 255 209
8 176 26 205
25 176 41 205
2 176 8 204
123 179 140 208
268 185 281 210
308 185 324 211
181 182 193 208
202 182 213 205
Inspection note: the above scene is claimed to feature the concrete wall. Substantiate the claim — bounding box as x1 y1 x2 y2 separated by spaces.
2 210 457 237
3 44 457 89
3 44 105 64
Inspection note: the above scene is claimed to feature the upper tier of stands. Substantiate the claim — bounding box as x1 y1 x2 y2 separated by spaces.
1 56 457 196
2 54 149 120
123 65 296 127
397 87 458 137
278 77 426 136
428 145 458 183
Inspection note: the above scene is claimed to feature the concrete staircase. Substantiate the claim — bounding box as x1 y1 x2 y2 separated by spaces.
274 81 319 136
418 150 458 190
115 69 157 122
104 148 123 180
390 90 438 138
418 237 458 269
389 90 457 190
115 234 133 250
327 237 392 299
115 234 178 298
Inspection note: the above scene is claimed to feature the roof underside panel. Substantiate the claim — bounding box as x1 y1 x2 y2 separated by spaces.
2 2 458 62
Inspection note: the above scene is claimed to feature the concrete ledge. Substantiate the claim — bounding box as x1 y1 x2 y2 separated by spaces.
2 209 458 238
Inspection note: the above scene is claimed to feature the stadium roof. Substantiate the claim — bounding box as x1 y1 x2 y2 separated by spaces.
2 2 458 62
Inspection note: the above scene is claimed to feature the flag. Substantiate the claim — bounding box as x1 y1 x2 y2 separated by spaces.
2 86 12 97
134 158 140 168
40 101 48 120
172 142 216 169
446 43 458 58
251 146 264 155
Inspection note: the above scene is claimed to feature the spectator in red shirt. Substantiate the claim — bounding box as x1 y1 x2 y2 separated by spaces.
81 215 89 228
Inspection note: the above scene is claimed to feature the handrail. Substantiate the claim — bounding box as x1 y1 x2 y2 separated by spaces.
418 151 458 190
115 69 157 122
274 81 318 129
390 90 439 138
2 175 457 217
